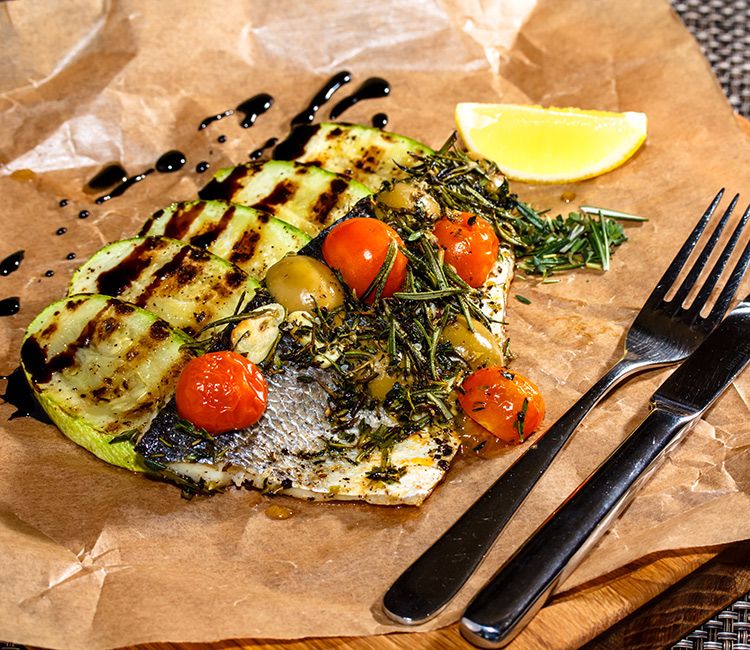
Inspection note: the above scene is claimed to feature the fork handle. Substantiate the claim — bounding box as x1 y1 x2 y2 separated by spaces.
382 355 646 625
460 406 693 648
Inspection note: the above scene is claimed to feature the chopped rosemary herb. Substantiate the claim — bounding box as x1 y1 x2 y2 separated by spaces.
515 294 531 305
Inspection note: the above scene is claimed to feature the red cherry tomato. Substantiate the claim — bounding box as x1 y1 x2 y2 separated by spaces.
322 217 407 302
458 366 544 443
433 212 499 288
176 351 268 435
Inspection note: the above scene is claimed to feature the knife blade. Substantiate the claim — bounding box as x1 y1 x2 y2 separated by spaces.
460 294 750 648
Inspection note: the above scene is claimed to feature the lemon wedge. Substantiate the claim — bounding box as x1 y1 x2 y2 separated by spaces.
455 103 647 183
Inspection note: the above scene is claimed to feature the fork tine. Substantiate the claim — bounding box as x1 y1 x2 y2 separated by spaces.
688 203 750 320
702 218 750 328
668 193 739 309
646 189 725 307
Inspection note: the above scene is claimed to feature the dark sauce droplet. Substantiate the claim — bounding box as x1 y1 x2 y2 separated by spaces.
156 150 186 173
55 227 67 236
250 137 279 160
329 77 390 120
59 198 69 207
273 124 321 161
0 250 24 276
78 210 90 219
372 112 389 129
217 135 227 144
86 163 128 191
236 93 274 129
66 253 76 260
95 168 155 204
291 71 352 126
0 296 20 317
45 270 55 277
196 161 210 174
0 367 51 423
198 108 234 131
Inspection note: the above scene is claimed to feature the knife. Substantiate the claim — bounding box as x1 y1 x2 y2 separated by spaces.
459 293 750 648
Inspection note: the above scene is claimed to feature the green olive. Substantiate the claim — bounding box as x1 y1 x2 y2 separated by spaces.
377 180 441 216
265 255 345 313
443 317 504 369
366 353 398 401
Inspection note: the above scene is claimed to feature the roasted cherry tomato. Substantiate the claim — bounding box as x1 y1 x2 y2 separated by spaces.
458 366 544 443
433 212 499 288
176 351 268 435
322 217 407 302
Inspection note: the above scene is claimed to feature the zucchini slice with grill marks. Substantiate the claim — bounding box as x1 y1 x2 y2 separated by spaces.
272 122 434 190
139 199 310 278
69 237 258 337
20 295 194 472
198 160 371 235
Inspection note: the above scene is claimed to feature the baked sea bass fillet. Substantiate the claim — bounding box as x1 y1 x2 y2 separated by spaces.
21 126 522 506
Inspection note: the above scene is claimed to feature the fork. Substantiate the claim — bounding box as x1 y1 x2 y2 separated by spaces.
382 189 750 625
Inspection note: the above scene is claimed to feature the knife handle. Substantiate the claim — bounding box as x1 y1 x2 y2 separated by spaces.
460 406 693 648
382 355 649 625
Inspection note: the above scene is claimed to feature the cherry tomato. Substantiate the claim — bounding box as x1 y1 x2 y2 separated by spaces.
458 366 544 443
433 212 499 288
322 217 407 302
176 351 268 435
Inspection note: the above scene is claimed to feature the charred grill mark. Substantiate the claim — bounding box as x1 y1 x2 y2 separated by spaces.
189 205 237 249
198 165 256 202
250 179 297 212
163 202 206 239
352 145 383 174
96 238 162 297
135 247 193 306
139 208 164 236
24 304 117 384
229 230 261 264
149 320 170 340
225 269 246 289
272 124 321 160
311 178 349 224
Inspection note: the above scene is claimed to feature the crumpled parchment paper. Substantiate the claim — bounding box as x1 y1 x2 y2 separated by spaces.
1 0 749 648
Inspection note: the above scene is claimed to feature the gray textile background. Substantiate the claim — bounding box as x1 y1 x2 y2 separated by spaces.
672 0 750 116
669 4 749 647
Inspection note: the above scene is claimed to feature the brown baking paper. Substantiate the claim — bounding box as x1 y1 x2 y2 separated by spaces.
1 0 750 648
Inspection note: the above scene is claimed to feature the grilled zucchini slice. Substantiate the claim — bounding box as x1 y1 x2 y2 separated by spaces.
69 237 258 337
139 199 310 278
20 295 194 471
272 122 433 190
198 160 371 235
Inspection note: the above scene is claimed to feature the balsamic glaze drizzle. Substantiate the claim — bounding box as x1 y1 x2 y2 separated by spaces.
0 297 20 317
372 112 388 129
55 227 67 236
236 93 274 128
0 367 51 422
198 109 234 131
95 169 155 204
156 150 187 173
86 164 128 191
0 251 24 276
250 137 279 160
329 77 390 119
291 71 352 126
78 210 90 219
196 161 210 173
59 199 69 207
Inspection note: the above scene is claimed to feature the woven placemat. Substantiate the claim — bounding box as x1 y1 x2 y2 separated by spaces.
668 3 750 647
671 0 750 116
